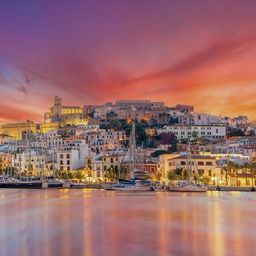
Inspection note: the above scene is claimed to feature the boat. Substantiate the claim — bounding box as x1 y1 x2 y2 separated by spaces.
47 179 64 188
106 179 154 192
168 181 207 192
105 124 154 192
0 177 44 189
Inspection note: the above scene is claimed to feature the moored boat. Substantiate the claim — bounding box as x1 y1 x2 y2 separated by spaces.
107 179 154 192
0 180 44 189
168 181 207 192
105 124 154 192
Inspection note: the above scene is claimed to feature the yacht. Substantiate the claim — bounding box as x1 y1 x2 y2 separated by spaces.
0 176 44 189
105 124 154 192
168 181 207 192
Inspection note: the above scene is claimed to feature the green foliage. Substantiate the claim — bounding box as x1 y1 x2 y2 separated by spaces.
151 150 169 157
101 120 178 150
105 166 127 181
227 127 245 137
167 168 186 182
106 111 118 121
193 174 199 183
167 171 177 184
87 111 95 118
68 171 76 179
76 170 85 180
200 175 211 185
191 131 199 140
168 116 179 125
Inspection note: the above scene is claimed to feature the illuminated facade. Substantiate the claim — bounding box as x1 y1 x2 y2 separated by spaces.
0 121 37 140
43 96 88 132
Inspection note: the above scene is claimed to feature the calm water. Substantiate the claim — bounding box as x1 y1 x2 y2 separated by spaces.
0 190 256 256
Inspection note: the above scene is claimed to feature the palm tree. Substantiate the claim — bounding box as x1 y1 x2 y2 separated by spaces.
231 162 239 186
223 161 234 186
250 157 256 187
222 166 229 186
223 161 239 186
242 163 250 186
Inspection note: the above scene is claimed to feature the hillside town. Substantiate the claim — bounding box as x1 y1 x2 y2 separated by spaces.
1 96 256 188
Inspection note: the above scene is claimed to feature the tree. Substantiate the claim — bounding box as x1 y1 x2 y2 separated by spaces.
76 170 85 180
227 161 239 186
106 111 118 122
193 174 199 183
150 150 168 157
183 170 189 180
191 131 199 141
250 157 256 187
68 171 76 179
242 163 250 186
222 166 230 186
168 116 178 125
227 127 245 137
87 110 95 118
175 168 183 178
105 167 117 182
167 171 177 185
200 175 211 185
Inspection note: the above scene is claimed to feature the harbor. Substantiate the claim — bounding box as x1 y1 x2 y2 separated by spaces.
1 189 256 256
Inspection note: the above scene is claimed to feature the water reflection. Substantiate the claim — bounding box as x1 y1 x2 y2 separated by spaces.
0 190 255 256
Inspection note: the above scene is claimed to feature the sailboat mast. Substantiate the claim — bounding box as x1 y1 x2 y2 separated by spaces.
186 141 192 181
129 123 136 179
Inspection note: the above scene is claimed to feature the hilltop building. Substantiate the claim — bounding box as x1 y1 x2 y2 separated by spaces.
0 121 37 140
42 96 87 133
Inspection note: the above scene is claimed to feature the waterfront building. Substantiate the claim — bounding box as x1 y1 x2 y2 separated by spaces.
56 150 81 171
84 154 122 181
13 151 46 174
121 161 159 176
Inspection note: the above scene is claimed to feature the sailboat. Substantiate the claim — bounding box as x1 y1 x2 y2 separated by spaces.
168 142 207 192
105 124 154 192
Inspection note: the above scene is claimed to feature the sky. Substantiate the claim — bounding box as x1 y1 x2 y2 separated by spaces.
1 0 256 124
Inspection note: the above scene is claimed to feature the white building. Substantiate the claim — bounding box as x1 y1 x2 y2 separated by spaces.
13 151 46 174
178 113 223 125
56 150 79 171
158 125 226 140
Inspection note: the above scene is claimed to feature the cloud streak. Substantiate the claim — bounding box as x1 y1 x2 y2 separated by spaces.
1 0 256 122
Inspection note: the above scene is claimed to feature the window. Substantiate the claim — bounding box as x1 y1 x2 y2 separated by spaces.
180 161 186 166
206 162 213 166
198 161 204 166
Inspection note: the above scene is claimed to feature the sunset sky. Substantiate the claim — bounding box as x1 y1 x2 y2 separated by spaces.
1 0 256 124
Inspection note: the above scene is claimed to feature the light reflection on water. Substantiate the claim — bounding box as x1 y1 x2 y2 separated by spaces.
0 190 256 256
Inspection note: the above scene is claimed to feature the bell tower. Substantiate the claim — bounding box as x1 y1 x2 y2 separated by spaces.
53 96 63 119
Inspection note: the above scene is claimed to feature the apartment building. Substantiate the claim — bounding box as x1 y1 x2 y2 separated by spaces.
159 125 226 140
